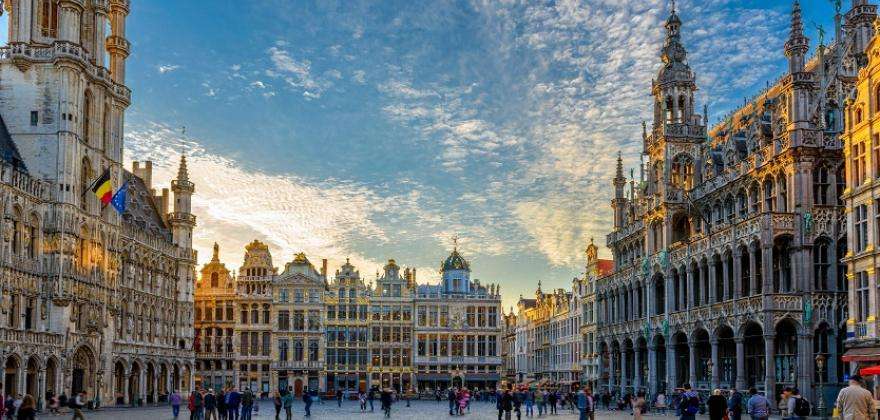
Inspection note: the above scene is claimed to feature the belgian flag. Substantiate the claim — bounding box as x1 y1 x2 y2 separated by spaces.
91 169 113 206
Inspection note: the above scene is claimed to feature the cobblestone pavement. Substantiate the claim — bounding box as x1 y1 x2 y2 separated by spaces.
34 400 766 419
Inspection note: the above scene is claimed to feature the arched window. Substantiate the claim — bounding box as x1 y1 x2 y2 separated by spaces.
210 272 218 288
763 178 775 212
777 174 788 212
309 340 319 361
40 0 59 38
855 106 864 125
665 97 674 124
678 95 687 123
102 106 110 152
813 167 829 205
27 214 39 259
671 155 694 190
294 340 304 361
814 238 831 290
749 182 760 213
671 213 691 243
736 189 747 217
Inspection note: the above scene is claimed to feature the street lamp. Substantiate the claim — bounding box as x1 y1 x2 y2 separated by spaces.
816 354 826 420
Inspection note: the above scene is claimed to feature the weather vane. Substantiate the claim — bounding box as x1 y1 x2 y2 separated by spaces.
452 235 459 251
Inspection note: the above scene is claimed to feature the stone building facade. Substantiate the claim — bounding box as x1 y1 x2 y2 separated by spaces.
841 5 880 375
595 1 864 407
0 0 196 408
579 241 613 391
194 244 502 395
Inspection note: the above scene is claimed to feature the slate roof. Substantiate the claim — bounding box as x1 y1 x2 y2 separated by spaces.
0 113 27 172
121 170 171 240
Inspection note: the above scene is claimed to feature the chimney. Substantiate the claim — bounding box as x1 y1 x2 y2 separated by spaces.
132 160 153 190
321 259 328 280
160 188 170 216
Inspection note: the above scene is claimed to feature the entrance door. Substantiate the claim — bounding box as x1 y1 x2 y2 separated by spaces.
294 379 303 397
72 369 85 395
279 377 289 393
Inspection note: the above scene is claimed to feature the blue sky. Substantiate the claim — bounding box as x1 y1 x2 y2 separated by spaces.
2 0 841 309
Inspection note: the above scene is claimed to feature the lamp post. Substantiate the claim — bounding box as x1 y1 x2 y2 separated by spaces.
816 354 826 420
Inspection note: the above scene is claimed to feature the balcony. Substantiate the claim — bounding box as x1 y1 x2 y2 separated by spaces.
273 360 323 370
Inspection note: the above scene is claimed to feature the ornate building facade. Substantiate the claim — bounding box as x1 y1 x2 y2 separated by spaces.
596 0 862 407
413 248 503 391
579 241 613 391
0 0 196 408
194 244 236 392
841 5 880 375
368 260 414 392
325 259 370 392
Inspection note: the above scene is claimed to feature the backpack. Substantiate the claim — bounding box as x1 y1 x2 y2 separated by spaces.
685 395 700 415
68 398 79 409
793 396 811 416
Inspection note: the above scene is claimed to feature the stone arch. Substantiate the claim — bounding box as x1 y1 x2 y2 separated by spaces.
70 344 96 396
113 359 128 405
775 317 799 386
740 321 764 388
4 354 22 396
25 356 40 397
45 356 60 397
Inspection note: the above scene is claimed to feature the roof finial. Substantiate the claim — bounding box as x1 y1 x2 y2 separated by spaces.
452 235 459 251
212 242 219 262
671 0 675 14
177 154 189 182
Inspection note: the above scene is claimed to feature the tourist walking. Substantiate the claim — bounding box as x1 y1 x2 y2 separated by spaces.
499 389 513 420
655 391 667 415
226 388 241 420
302 390 313 418
746 388 770 420
14 395 34 420
380 388 393 418
835 375 876 420
203 390 217 420
785 387 810 420
547 390 557 415
368 387 376 412
240 389 254 420
336 389 343 408
513 388 523 420
707 389 726 420
448 388 457 416
272 391 282 420
217 390 227 420
359 390 367 412
523 388 534 417
281 391 294 420
677 384 700 420
170 390 182 420
535 389 546 416
71 392 87 420
727 389 743 420
632 391 646 420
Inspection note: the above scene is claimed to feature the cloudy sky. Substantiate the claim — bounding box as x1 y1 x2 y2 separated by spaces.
7 0 841 309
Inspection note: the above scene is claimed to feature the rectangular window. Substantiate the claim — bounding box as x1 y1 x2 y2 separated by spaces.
858 271 870 322
279 289 289 302
488 307 497 327
857 204 869 252
30 111 38 126
278 310 290 330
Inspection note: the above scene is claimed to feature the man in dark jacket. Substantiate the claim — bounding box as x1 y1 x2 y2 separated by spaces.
448 388 457 416
498 389 513 420
226 388 241 420
368 387 376 412
204 390 217 420
380 389 393 418
302 389 313 417
727 389 743 420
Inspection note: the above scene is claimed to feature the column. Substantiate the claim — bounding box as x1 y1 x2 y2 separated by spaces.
710 338 720 390
139 368 147 404
634 347 643 390
665 275 674 315
764 335 776 407
608 351 616 393
686 265 695 308
620 349 628 395
667 344 677 394
647 344 657 396
735 338 746 391
733 251 743 299
708 260 717 303
722 256 731 300
797 333 812 399
749 245 758 296
37 368 46 410
122 369 130 405
828 331 839 384
762 246 773 293
677 269 686 310
688 339 697 387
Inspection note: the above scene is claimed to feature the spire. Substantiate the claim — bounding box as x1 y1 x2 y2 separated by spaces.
212 242 219 262
784 0 809 73
615 152 624 180
177 155 189 182
661 0 686 66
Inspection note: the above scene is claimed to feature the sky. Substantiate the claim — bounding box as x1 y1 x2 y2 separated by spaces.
1 0 842 310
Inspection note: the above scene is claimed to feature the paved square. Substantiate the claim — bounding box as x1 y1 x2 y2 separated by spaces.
33 399 738 419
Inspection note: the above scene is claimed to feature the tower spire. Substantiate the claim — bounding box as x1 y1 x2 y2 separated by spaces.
212 242 220 262
177 154 190 182
784 0 809 73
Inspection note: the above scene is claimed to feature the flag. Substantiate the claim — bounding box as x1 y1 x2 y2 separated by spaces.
110 181 129 214
91 169 113 206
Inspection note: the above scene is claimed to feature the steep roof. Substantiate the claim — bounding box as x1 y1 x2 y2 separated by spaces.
0 113 27 172
121 170 171 240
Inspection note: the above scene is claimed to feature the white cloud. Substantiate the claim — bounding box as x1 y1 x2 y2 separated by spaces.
352 70 366 84
157 64 180 74
250 81 267 89
267 46 334 98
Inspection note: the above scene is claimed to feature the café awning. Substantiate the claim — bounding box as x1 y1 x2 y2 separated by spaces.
861 365 880 376
842 347 880 362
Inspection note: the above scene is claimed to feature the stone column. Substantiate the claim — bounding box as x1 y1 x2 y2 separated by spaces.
735 337 746 391
764 335 776 407
647 343 657 396
708 260 718 303
722 256 731 300
762 246 773 293
686 266 695 308
828 331 839 384
733 251 743 299
122 369 130 405
608 351 616 393
677 269 686 310
797 333 813 399
37 368 46 410
688 339 697 387
620 349 628 395
710 338 720 390
634 347 643 390
749 245 758 296
667 343 677 393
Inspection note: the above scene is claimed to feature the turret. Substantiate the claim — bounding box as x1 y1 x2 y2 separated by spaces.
784 1 809 74
169 155 196 249
612 153 627 229
845 0 878 66
652 2 698 130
